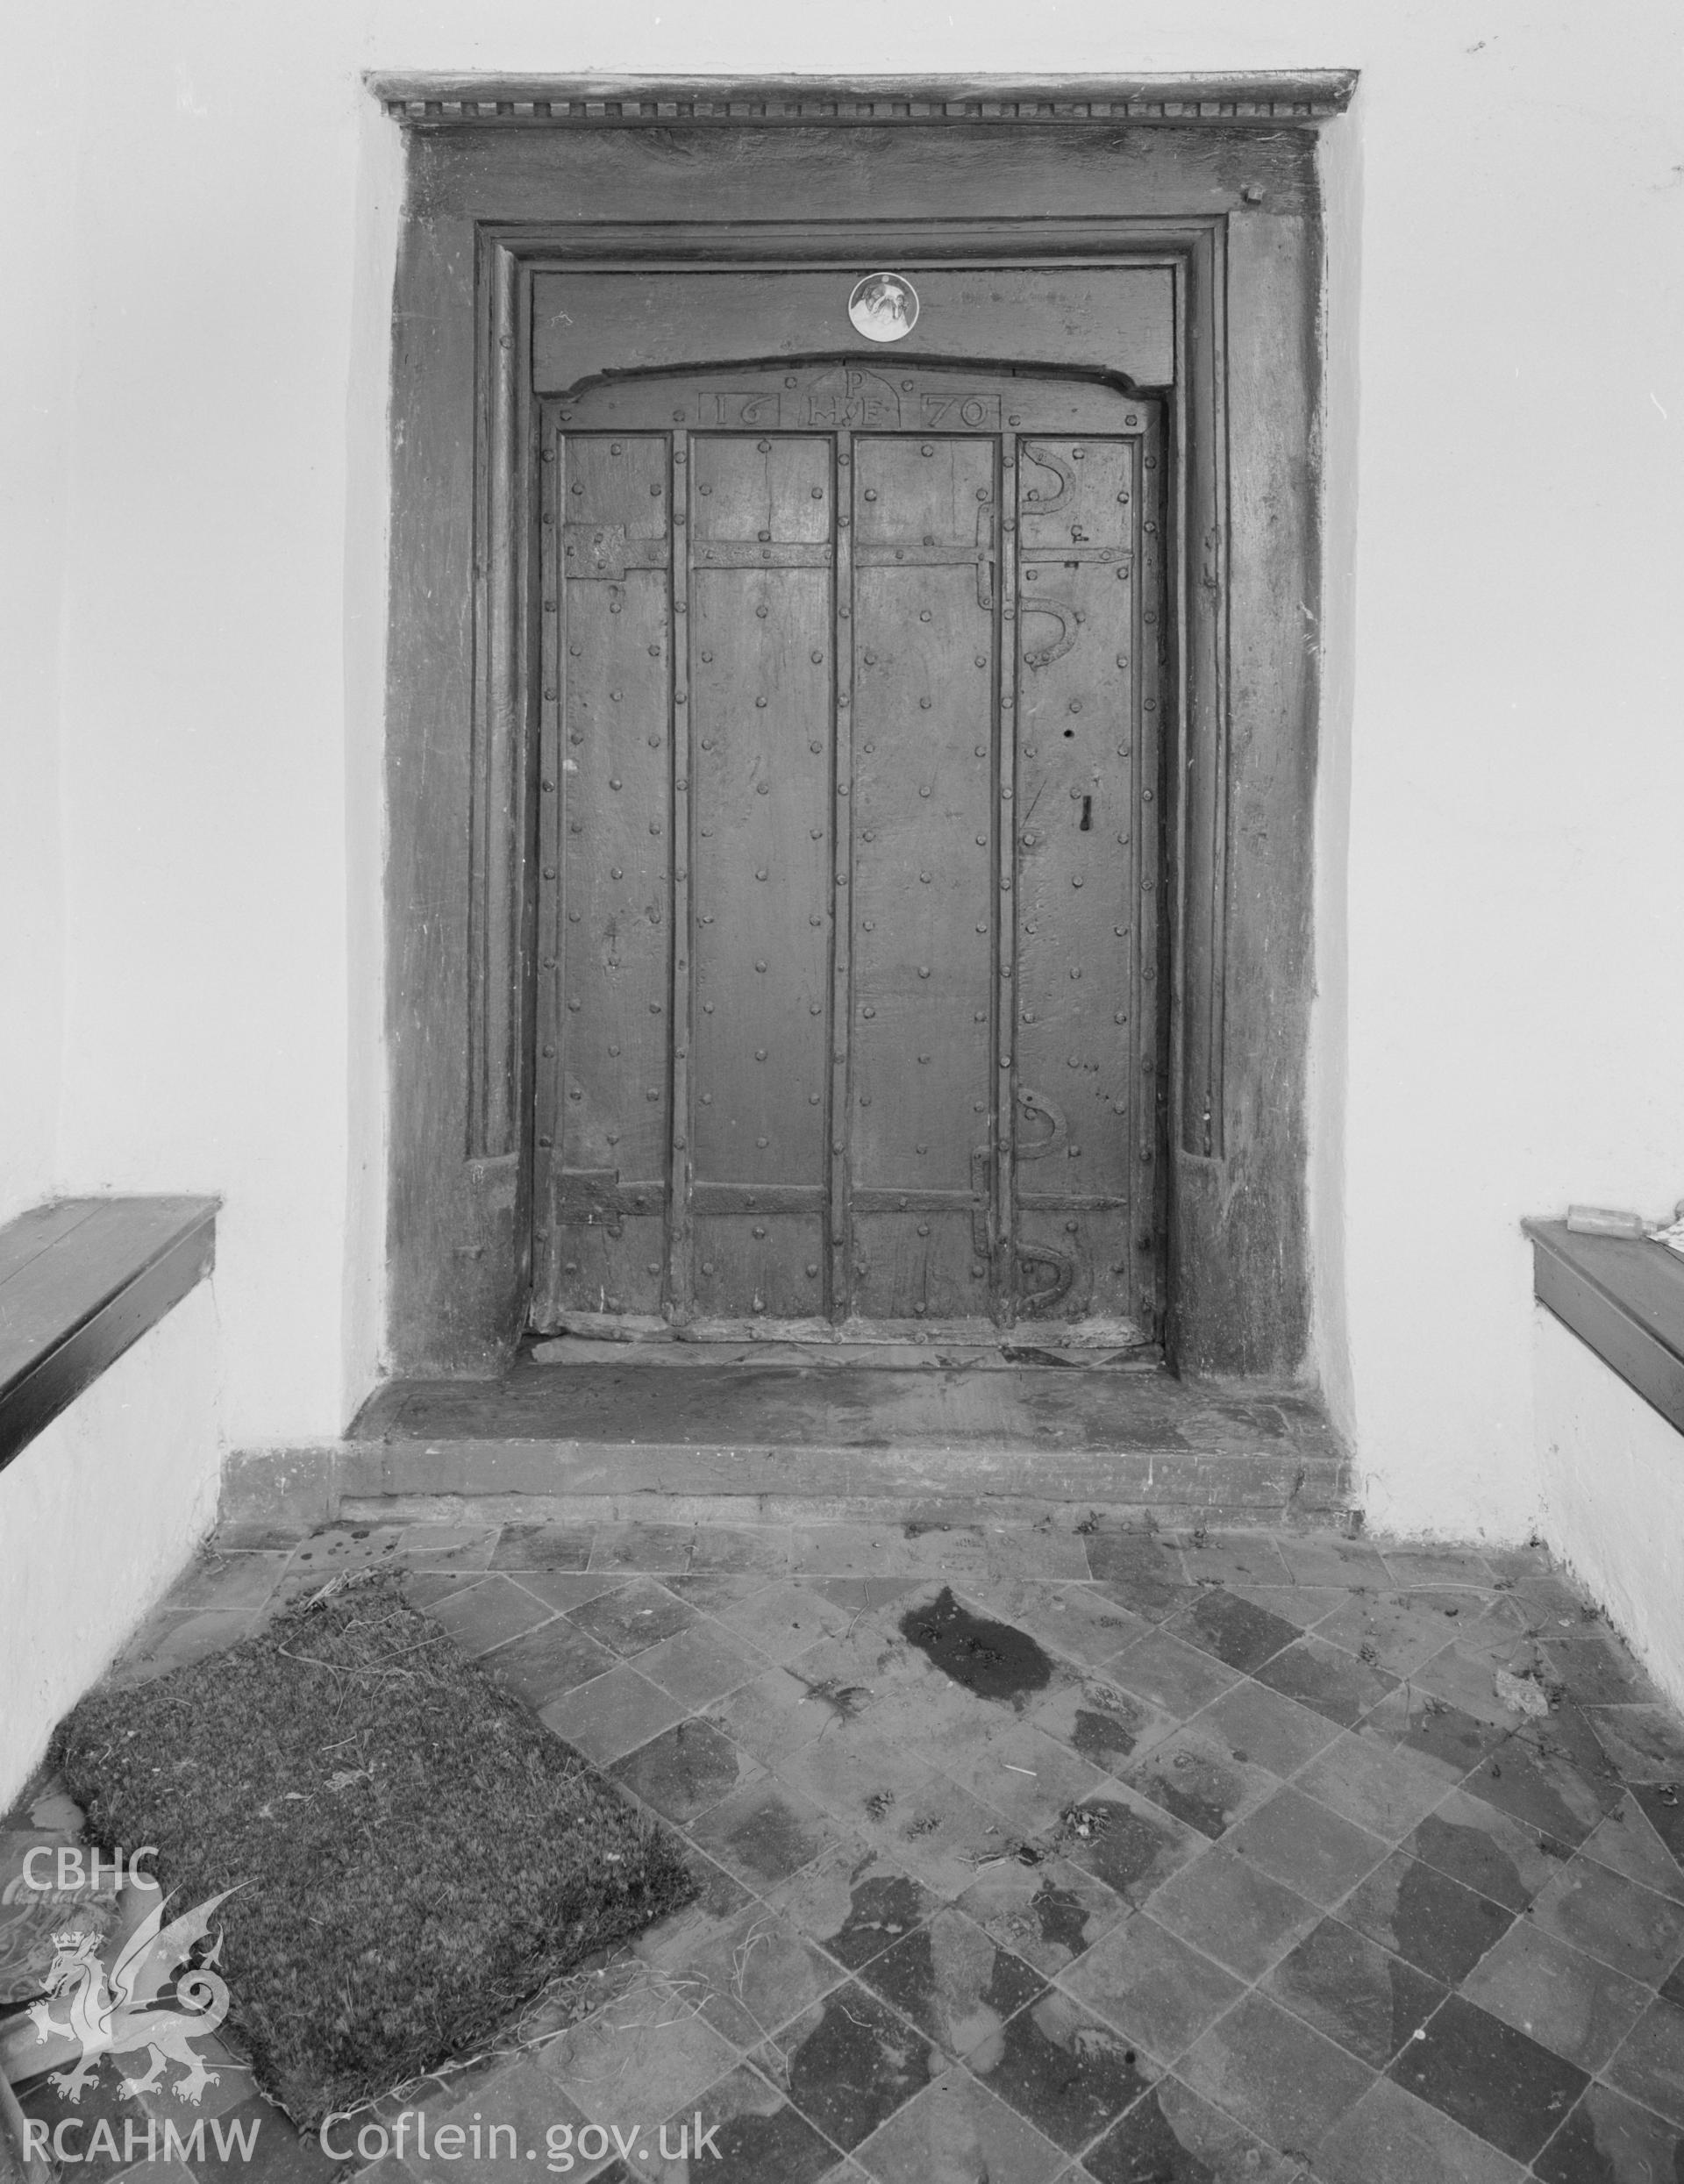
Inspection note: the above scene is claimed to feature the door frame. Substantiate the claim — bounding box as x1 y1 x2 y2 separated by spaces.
373 75 1356 1380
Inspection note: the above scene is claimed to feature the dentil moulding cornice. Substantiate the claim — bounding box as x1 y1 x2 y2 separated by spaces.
368 71 1359 130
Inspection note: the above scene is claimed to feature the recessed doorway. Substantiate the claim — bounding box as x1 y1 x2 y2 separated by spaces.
375 80 1347 1388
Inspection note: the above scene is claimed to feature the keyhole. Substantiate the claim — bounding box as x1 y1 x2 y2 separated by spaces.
1080 796 1093 831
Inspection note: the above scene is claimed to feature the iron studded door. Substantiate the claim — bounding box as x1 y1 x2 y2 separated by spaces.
531 365 1165 1339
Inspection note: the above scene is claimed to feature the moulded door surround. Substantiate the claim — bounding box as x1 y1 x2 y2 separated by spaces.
373 75 1352 1380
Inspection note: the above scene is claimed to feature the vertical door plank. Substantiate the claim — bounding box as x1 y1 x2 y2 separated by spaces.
547 432 674 1320
1015 434 1139 1326
1134 411 1168 1335
829 431 855 1321
667 432 696 1318
851 435 997 1324
690 434 834 1321
532 418 565 1328
996 438 1019 1315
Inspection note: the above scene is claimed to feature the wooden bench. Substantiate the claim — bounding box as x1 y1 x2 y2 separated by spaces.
0 1197 218 1473
1526 1217 1684 1438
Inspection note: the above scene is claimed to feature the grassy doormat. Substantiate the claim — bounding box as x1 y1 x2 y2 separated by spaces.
54 1573 696 2126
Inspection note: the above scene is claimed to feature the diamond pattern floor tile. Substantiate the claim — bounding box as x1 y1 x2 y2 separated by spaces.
1059 1910 1246 2063
66 1512 1684 2184
1314 2074 1529 2184
755 1981 937 2152
1145 1845 1322 1980
1339 1847 1517 1985
1602 1993 1684 2126
1178 1988 1375 2157
1227 1786 1390 1909
763 1840 941 1973
1461 1916 1652 2072
968 1988 1153 2154
1263 1915 1445 2069
1526 1852 1684 1982
855 1906 1045 2062
1532 2079 1684 2182
1084 2073 1304 2183
610 1716 767 1824
852 2066 1065 2184
1119 1719 1280 1840
952 1856 1127 1978
1386 1991 1588 2163
1107 1626 1245 1715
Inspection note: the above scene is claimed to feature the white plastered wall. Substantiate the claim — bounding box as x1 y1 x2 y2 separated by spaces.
1332 12 1684 1540
2 2 1681 1567
1534 1310 1684 1714
0 10 84 1227
0 1283 224 1809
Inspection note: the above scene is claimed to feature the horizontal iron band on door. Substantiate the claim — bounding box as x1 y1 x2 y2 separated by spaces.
855 546 989 567
1017 1194 1133 1211
1018 547 1132 566
852 1188 986 1213
695 542 832 567
555 1172 667 1217
693 1184 825 1215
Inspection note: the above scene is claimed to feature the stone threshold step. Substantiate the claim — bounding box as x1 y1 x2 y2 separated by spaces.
351 1361 1341 1460
220 1435 1355 1538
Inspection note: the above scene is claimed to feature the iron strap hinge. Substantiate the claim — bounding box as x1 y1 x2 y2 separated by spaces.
854 535 995 610
1018 546 1133 566
553 1169 668 1219
562 523 672 580
694 542 833 568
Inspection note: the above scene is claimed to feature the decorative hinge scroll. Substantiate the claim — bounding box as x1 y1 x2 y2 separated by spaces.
1020 598 1083 669
1014 1088 1067 1161
1021 442 1074 514
1017 1243 1076 1316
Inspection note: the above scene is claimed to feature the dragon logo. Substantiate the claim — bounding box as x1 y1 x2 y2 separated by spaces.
26 1890 235 2106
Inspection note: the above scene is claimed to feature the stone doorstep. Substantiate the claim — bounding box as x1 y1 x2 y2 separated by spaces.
318 1491 1363 1536
219 1443 1356 1539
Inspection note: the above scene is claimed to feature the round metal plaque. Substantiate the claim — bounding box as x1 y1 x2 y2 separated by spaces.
847 272 920 344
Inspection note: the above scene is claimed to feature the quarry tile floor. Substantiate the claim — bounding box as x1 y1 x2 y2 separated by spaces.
7 1511 1684 2184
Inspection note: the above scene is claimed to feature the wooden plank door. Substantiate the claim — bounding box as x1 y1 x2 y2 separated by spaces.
530 363 1164 1342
